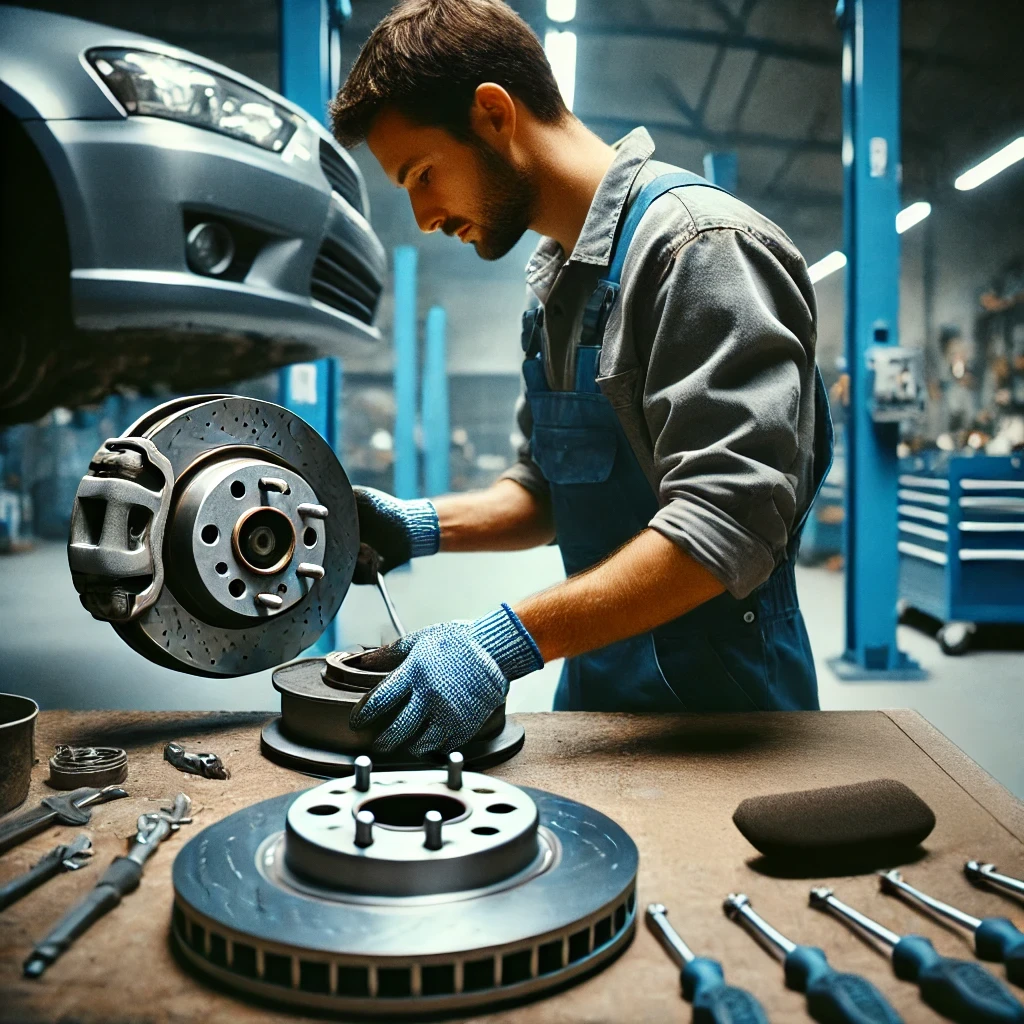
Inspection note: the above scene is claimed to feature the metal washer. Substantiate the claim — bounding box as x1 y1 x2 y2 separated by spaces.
172 777 638 1017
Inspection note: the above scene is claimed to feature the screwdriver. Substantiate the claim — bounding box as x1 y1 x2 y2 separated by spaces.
880 870 1024 987
646 903 769 1024
966 863 1024 902
811 886 1024 1024
723 893 903 1024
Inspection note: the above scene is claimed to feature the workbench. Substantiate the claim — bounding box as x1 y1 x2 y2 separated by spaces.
2 710 1022 1023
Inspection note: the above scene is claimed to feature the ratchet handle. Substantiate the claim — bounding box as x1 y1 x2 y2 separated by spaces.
785 946 904 1024
975 919 1024 986
893 936 1024 1023
683 958 770 1024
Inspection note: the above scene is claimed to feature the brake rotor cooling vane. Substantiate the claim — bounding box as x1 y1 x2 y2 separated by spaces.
68 396 358 676
172 760 637 1016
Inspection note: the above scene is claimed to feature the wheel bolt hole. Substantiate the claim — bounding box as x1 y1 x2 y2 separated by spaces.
201 524 219 545
472 826 499 835
230 480 246 498
277 583 287 594
486 803 516 814
306 804 339 816
303 526 317 547
473 788 495 794
215 561 228 576
228 579 246 598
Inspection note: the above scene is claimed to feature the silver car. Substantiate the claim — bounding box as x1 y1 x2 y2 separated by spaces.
0 5 386 424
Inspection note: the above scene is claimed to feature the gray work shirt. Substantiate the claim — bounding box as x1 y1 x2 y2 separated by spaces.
500 128 820 599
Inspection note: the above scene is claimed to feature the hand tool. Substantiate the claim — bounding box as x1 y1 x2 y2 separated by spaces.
23 794 192 978
810 886 1024 1023
646 902 769 1024
48 745 128 789
880 870 1024 987
967 863 1024 901
357 542 406 638
0 785 128 856
163 741 230 780
723 893 903 1024
0 835 92 912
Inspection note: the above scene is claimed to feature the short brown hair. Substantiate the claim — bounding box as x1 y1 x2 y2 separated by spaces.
330 0 567 148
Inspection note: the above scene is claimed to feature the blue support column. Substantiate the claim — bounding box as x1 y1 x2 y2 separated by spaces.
422 306 450 498
278 0 348 653
829 0 923 680
392 246 419 500
702 151 738 194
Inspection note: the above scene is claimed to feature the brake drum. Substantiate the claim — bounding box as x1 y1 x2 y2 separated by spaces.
172 762 638 1016
68 395 357 676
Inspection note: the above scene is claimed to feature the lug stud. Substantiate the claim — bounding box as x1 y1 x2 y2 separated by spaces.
424 810 443 851
446 751 464 791
297 503 329 520
354 810 374 848
354 755 372 792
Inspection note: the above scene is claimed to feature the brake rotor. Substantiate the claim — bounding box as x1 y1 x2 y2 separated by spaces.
172 762 637 1016
68 395 357 676
260 656 526 775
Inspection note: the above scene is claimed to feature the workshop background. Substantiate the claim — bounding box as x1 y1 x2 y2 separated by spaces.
2 0 1023 797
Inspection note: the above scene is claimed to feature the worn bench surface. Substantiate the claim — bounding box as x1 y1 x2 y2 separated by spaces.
1 709 1022 1023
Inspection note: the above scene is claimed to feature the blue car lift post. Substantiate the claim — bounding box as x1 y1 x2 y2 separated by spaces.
829 0 925 680
277 0 350 653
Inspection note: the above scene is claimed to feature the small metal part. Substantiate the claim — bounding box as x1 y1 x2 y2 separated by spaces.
375 570 406 637
48 745 128 790
23 795 191 979
423 810 443 850
809 887 902 946
297 502 329 519
255 592 284 609
296 562 326 580
0 835 92 912
966 861 1024 898
259 477 290 493
353 755 372 792
354 809 374 848
164 742 229 780
0 785 129 856
880 869 982 930
646 903 695 966
723 893 797 957
447 751 464 791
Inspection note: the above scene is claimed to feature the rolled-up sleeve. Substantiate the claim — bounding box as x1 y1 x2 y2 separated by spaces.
638 225 815 598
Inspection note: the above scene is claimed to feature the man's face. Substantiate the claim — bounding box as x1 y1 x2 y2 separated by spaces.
367 108 535 261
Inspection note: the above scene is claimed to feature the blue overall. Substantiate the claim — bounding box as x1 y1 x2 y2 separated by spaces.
521 172 834 713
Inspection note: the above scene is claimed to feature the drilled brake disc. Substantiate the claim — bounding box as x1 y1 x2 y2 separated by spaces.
68 395 358 676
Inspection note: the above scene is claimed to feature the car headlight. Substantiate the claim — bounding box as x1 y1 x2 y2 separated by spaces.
88 49 298 153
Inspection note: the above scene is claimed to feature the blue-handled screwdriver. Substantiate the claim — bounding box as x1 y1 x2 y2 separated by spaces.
880 870 1024 988
811 886 1024 1024
723 893 903 1024
646 903 769 1024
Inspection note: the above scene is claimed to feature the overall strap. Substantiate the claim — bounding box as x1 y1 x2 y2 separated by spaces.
581 170 730 347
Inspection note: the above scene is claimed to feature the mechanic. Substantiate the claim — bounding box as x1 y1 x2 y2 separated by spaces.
329 0 833 757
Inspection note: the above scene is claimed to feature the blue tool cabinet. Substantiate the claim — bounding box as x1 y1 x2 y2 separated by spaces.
897 451 1024 654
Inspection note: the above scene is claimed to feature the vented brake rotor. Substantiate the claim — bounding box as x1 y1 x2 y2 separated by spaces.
172 762 637 1016
68 395 357 676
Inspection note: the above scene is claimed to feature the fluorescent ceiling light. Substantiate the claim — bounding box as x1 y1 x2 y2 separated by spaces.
545 30 577 112
896 200 931 234
954 136 1024 191
807 250 847 284
546 0 576 21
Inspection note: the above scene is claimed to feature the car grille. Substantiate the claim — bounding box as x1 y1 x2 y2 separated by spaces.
319 139 362 212
311 237 381 324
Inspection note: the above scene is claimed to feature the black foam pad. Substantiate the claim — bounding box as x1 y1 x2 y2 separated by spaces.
733 779 935 870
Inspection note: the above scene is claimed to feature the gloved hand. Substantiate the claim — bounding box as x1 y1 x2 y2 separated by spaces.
353 486 440 581
349 604 543 757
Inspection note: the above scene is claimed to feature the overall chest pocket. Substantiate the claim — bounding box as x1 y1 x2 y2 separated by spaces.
531 425 617 485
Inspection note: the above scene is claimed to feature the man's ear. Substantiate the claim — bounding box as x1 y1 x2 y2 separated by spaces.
469 83 517 152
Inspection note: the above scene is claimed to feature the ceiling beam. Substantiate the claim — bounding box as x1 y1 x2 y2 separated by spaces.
583 114 841 154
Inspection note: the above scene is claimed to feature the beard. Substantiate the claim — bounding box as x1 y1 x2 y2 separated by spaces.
462 137 536 261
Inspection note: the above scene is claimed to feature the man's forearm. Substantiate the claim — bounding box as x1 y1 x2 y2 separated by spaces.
434 478 555 552
513 528 725 662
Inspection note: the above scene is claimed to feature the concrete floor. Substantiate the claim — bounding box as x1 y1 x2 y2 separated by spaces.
2 542 1021 798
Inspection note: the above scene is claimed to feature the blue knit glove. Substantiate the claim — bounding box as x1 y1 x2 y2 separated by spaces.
349 604 543 756
353 486 439 579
